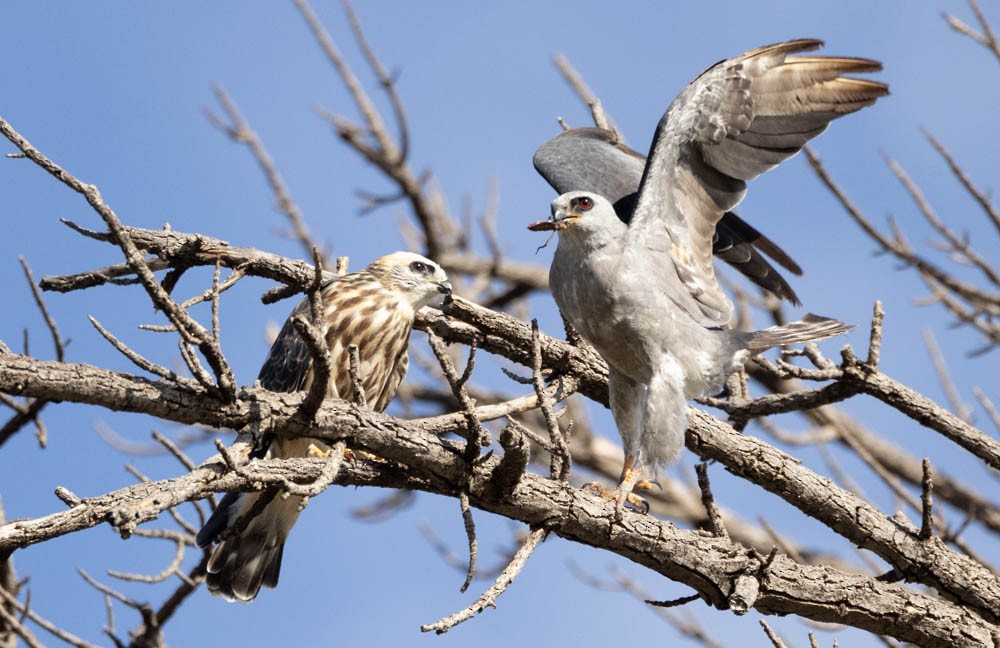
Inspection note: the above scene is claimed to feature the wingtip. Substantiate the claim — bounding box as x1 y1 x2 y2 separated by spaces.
744 38 825 59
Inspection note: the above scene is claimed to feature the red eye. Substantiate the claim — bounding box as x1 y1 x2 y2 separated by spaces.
576 196 593 211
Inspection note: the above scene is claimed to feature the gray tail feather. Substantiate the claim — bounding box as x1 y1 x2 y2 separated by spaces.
196 492 288 603
747 313 853 352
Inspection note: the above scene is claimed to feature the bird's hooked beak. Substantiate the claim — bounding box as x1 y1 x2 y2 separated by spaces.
527 202 577 232
435 280 453 296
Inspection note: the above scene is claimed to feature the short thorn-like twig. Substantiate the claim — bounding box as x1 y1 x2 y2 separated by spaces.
696 463 729 541
347 344 368 409
645 593 701 609
867 300 884 368
920 458 935 540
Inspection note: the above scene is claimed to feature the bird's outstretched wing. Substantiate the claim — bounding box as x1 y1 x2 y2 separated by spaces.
533 127 802 303
627 39 887 324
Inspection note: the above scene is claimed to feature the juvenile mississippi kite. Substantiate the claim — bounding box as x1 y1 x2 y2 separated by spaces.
529 39 888 507
196 252 451 601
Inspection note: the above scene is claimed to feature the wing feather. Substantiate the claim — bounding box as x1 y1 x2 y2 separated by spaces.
534 127 803 302
626 39 887 325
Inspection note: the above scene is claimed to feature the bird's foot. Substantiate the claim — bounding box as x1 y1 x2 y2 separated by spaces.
348 448 385 462
306 443 364 461
307 443 332 458
593 455 656 518
582 481 651 514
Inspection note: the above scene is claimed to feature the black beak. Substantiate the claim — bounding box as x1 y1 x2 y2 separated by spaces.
436 280 453 295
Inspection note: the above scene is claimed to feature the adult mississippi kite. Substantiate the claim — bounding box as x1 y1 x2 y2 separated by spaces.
529 39 887 508
196 252 452 601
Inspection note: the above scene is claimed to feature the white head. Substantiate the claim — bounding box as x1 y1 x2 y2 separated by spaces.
368 251 452 308
528 191 623 239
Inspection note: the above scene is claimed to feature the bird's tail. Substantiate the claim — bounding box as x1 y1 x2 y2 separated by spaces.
196 490 302 602
746 313 853 352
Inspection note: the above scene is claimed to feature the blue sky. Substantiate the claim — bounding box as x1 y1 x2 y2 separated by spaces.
1 2 998 647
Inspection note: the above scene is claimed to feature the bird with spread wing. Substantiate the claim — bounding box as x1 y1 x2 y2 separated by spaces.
196 251 451 601
529 39 888 510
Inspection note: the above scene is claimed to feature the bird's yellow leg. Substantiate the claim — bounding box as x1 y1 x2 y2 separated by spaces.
583 455 653 515
306 443 386 463
306 443 358 460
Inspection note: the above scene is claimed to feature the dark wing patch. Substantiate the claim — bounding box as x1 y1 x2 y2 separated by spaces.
533 126 802 303
257 296 316 393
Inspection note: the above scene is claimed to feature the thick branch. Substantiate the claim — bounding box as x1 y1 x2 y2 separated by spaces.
1 351 999 625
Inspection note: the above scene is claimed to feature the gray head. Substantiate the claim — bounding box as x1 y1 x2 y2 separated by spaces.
527 191 623 238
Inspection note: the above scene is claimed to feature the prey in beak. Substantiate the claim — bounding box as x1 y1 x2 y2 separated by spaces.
527 193 590 232
527 218 567 232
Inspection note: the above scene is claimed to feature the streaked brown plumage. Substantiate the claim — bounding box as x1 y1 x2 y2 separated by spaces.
196 251 451 602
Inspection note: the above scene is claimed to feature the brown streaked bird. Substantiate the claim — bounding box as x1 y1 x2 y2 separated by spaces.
196 251 451 602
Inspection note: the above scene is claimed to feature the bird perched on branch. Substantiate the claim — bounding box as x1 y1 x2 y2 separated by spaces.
196 251 451 601
529 39 888 509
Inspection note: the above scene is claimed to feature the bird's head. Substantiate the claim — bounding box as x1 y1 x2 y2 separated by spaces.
528 191 617 236
369 251 452 308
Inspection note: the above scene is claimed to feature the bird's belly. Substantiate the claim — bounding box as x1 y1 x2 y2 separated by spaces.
552 258 654 381
551 243 743 393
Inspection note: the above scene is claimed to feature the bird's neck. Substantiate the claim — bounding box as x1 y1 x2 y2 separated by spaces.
559 221 625 253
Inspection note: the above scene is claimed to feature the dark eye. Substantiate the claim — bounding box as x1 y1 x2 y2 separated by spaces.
409 261 428 274
574 196 594 211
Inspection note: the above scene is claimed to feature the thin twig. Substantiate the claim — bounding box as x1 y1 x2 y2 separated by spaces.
18 257 65 362
551 54 621 139
973 387 1000 434
88 316 198 388
341 0 410 163
107 531 186 584
0 116 238 401
420 527 547 634
206 85 320 259
923 129 1000 238
943 0 1000 63
283 440 348 500
0 584 101 648
924 329 974 422
759 620 789 648
292 315 334 420
531 319 570 481
458 492 477 593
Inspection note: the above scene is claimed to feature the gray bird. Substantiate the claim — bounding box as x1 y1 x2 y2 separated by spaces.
528 39 887 508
